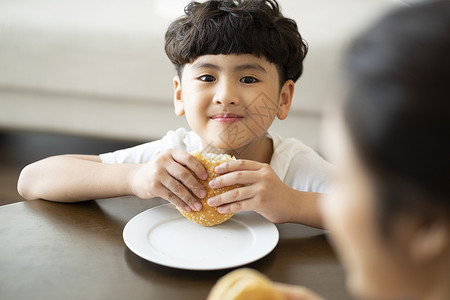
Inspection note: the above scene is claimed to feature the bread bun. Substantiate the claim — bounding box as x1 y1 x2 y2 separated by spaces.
207 268 286 300
177 151 241 226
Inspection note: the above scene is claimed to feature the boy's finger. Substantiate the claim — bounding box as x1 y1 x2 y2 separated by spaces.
216 198 249 215
214 159 262 174
167 161 206 199
170 149 208 180
164 189 191 213
207 185 254 208
209 170 256 189
162 174 202 211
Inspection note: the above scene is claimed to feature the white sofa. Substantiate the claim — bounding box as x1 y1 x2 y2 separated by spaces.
0 0 398 150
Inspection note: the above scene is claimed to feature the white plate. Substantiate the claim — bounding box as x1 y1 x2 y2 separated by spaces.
123 204 279 270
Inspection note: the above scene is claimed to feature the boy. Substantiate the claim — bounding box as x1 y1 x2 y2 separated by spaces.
18 0 329 228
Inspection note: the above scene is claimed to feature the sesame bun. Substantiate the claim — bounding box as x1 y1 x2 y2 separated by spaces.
177 151 241 226
207 268 286 300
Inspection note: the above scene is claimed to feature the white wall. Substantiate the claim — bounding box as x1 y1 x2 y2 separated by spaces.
0 0 400 150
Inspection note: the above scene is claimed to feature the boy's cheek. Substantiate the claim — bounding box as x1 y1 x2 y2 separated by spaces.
244 94 279 125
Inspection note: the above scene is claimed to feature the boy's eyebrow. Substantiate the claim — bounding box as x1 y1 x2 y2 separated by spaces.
191 62 267 73
234 63 267 73
191 62 221 70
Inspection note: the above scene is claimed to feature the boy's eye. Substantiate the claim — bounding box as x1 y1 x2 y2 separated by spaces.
240 76 258 84
198 75 216 82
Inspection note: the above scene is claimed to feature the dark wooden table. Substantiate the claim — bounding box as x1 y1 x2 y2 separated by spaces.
0 196 353 300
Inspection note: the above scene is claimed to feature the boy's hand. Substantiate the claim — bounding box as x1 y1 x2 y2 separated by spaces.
130 149 207 212
206 160 296 223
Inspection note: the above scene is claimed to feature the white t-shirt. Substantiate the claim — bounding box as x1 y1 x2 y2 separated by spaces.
100 128 330 193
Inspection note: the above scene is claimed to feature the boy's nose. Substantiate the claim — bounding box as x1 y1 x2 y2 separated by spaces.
212 82 240 106
213 97 238 106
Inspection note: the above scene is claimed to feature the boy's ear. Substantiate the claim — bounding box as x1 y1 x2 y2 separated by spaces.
277 80 294 120
173 75 185 116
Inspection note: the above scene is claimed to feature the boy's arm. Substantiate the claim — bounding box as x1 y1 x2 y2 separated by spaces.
17 154 136 202
206 160 324 228
278 189 323 228
17 150 208 211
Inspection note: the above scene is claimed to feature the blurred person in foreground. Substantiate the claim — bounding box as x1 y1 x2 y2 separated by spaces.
212 1 450 299
318 1 450 299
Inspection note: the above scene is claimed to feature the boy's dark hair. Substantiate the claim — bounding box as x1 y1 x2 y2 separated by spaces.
343 1 450 235
165 0 308 85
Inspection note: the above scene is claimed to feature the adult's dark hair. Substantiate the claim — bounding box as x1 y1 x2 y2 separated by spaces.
164 0 308 85
343 0 450 233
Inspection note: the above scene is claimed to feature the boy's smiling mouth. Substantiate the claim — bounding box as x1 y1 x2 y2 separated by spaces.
210 113 243 123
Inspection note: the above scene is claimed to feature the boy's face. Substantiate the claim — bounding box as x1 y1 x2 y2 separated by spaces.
173 54 293 153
